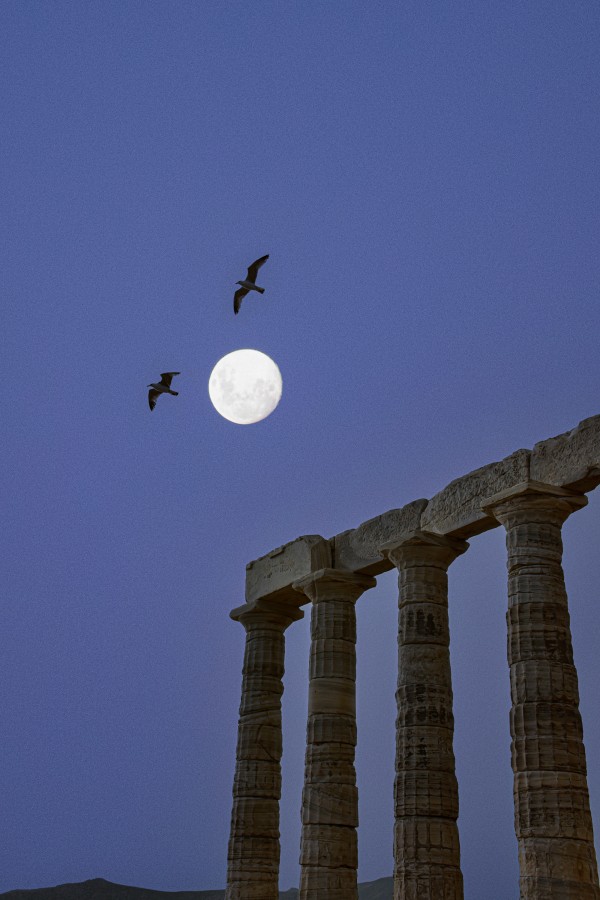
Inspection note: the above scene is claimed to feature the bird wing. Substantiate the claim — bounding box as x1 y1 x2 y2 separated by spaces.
234 286 249 315
246 254 269 283
148 389 160 411
159 372 180 388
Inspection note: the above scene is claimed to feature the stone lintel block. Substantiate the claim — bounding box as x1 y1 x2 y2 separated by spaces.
531 415 600 493
421 449 531 538
331 500 429 575
239 535 331 613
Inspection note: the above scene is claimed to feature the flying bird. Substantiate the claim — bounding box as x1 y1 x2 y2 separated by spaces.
148 372 180 411
234 254 269 314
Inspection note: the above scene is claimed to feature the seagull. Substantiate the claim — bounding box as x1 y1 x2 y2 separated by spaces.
148 372 180 411
234 254 269 314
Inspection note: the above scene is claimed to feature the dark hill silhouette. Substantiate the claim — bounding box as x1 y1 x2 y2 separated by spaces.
0 876 393 900
0 881 220 900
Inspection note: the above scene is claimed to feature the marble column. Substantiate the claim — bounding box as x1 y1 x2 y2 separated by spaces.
293 568 376 900
382 531 467 900
484 483 600 900
226 601 303 900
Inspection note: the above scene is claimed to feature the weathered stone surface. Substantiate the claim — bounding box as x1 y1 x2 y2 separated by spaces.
384 534 467 900
298 867 358 900
300 823 358 869
332 500 428 575
395 685 454 730
519 838 600 897
487 486 600 899
395 816 461 865
306 715 356 746
294 571 375 900
394 816 463 900
226 608 301 900
245 535 331 606
393 866 463 900
531 415 600 492
394 818 463 899
396 725 457 772
510 659 580 706
421 449 530 537
226 414 600 899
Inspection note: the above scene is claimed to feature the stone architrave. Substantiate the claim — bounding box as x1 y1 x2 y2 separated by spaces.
421 449 531 538
225 601 303 900
381 531 468 900
332 500 428 575
293 568 376 900
245 535 331 606
531 415 600 492
483 482 600 900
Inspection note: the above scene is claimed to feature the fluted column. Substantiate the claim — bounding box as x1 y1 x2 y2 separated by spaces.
293 568 376 900
484 482 600 900
226 601 303 900
382 531 467 900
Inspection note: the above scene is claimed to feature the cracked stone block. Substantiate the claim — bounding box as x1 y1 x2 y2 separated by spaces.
531 415 600 492
421 449 531 537
245 535 331 605
331 500 428 575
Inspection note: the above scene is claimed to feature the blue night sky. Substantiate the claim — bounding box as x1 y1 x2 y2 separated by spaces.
2 3 600 898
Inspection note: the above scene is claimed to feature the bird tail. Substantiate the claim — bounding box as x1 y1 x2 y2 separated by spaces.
255 286 265 294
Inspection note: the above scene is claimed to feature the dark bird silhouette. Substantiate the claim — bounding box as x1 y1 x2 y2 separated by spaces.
147 372 180 411
234 254 269 314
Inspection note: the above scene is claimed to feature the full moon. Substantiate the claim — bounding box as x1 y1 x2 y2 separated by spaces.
208 349 283 425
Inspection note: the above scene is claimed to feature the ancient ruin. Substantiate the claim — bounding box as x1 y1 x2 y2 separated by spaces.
225 415 600 900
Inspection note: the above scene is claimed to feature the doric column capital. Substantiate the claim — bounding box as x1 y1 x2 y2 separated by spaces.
293 568 376 604
380 530 469 570
230 599 304 632
482 481 587 528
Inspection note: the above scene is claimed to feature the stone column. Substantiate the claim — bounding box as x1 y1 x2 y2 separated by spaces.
226 601 303 900
293 568 376 900
484 482 600 900
382 531 468 900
